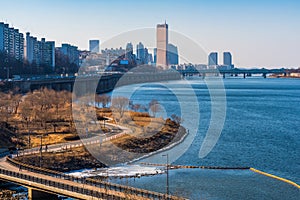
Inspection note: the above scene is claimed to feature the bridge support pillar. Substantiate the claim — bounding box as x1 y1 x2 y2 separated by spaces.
28 188 59 200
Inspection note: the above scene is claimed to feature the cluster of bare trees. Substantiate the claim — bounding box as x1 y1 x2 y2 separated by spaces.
0 88 73 135
110 96 183 126
0 88 182 136
95 94 111 108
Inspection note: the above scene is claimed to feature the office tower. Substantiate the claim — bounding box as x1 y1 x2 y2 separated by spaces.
25 32 55 68
89 40 100 53
208 52 218 66
125 42 133 59
136 42 145 63
167 43 178 65
223 52 232 66
156 22 168 69
144 47 149 64
0 22 24 61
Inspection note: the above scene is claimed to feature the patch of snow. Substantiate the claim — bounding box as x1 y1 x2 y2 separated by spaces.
66 165 164 178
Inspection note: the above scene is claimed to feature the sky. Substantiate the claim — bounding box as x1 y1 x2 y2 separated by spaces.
0 0 300 68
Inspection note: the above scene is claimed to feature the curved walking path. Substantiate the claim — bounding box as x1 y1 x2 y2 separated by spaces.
18 122 131 156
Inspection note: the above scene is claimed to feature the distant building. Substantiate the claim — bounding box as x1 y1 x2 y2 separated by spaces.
167 43 178 65
148 52 153 64
156 22 168 69
136 42 145 64
144 48 153 64
25 32 55 68
223 52 232 66
58 43 79 66
89 40 100 53
0 22 24 61
208 52 218 66
101 47 126 66
125 42 133 59
223 52 234 68
153 48 157 64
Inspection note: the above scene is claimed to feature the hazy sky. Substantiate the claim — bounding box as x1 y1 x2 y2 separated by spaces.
1 0 299 68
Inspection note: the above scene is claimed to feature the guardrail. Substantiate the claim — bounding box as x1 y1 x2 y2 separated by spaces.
6 157 186 200
0 167 115 199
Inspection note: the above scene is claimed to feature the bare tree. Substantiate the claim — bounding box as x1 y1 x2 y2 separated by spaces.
111 96 129 122
0 91 15 123
171 114 183 124
149 99 161 117
19 101 34 132
96 94 111 108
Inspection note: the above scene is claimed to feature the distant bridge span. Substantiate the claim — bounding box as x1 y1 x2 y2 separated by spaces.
177 68 286 78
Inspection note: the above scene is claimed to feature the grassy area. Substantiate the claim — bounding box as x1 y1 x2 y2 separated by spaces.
14 109 186 170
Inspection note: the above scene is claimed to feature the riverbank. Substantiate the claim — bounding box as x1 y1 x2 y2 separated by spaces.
13 109 186 172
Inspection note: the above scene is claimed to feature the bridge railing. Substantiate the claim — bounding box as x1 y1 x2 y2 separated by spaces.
6 157 186 200
0 168 116 199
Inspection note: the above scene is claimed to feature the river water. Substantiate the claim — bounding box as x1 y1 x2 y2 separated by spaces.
108 77 299 199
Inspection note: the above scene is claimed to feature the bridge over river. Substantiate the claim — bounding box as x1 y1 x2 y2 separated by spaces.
0 122 185 200
0 155 185 200
177 68 286 78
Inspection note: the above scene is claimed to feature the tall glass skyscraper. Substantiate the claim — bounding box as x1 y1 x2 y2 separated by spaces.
167 43 178 65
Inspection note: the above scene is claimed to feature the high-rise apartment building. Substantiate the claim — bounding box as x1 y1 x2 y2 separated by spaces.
156 22 168 69
59 43 79 66
25 32 55 68
0 22 24 61
89 40 100 53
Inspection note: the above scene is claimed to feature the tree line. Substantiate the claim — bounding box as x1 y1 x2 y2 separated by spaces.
0 88 73 135
0 88 182 141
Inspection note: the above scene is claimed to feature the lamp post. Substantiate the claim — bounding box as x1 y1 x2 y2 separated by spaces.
162 154 169 199
28 129 31 149
37 134 46 168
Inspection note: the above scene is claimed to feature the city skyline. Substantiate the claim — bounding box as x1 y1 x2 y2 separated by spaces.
0 0 299 68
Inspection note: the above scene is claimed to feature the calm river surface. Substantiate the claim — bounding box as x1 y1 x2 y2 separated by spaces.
108 77 299 199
